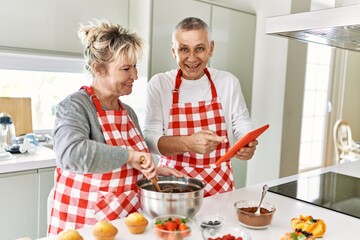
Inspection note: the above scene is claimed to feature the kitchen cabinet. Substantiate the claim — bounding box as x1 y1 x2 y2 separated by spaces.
0 0 129 54
0 170 38 239
210 6 255 189
0 167 55 240
211 6 256 111
150 0 211 75
38 167 56 238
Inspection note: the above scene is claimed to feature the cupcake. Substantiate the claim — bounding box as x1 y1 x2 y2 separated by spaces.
92 220 118 240
57 229 83 240
124 212 149 234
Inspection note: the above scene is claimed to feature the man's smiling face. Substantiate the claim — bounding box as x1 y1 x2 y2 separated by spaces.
172 29 214 80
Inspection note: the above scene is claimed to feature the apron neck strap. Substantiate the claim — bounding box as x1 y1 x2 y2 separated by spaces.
81 86 105 113
172 68 217 104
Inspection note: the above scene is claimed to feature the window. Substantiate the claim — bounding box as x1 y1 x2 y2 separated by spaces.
0 51 148 135
298 43 332 171
0 69 90 131
0 52 89 133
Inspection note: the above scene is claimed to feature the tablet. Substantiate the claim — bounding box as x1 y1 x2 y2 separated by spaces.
215 124 269 166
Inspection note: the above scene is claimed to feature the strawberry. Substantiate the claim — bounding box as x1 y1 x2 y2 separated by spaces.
173 218 181 225
178 222 190 238
163 220 178 231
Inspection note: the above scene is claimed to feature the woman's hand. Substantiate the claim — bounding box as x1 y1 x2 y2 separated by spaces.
157 166 187 178
234 140 258 160
127 150 157 179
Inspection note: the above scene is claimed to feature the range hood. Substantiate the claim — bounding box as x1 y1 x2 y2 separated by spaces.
266 4 360 52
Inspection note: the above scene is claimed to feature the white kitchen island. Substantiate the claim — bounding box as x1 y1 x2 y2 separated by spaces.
38 160 360 240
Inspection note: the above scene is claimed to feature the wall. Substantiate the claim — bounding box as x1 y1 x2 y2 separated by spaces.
244 1 291 185
342 51 360 140
278 1 310 177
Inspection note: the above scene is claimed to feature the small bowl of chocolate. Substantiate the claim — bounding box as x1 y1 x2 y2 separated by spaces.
234 200 276 229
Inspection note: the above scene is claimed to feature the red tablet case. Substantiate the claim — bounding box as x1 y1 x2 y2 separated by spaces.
215 124 269 166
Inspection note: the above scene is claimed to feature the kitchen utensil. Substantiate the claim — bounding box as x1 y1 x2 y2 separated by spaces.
215 124 269 166
136 176 205 218
140 156 161 192
255 184 269 215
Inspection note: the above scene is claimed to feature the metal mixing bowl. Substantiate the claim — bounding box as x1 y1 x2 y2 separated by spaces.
136 176 205 218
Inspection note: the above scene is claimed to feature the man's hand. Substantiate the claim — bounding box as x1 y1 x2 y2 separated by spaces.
187 130 227 154
157 166 186 178
158 130 227 156
234 140 258 160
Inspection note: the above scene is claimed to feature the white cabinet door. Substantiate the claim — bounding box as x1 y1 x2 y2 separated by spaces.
211 7 256 188
211 6 256 110
151 0 211 76
38 167 55 238
0 170 38 240
0 0 129 54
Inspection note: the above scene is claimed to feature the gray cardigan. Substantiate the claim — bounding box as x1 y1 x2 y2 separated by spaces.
53 89 154 173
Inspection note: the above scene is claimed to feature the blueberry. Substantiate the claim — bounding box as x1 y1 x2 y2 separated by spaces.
200 222 208 229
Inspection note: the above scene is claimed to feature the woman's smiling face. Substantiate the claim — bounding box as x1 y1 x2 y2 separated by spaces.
172 29 214 80
102 55 138 97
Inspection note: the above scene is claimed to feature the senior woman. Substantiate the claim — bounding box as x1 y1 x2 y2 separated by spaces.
48 19 183 235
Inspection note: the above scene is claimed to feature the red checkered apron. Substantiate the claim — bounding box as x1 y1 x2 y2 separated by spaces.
159 69 234 197
48 86 147 234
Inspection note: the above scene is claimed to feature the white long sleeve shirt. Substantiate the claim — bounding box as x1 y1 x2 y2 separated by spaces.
143 68 254 155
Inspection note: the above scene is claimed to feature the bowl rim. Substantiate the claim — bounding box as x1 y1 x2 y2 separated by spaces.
137 176 206 194
233 200 276 215
202 225 252 239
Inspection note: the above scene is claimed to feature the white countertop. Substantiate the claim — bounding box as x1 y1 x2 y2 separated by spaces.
0 146 56 174
37 160 360 240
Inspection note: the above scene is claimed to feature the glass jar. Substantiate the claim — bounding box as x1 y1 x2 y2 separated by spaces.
0 112 17 152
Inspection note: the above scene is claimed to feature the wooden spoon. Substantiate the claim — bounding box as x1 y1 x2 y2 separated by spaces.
140 156 161 192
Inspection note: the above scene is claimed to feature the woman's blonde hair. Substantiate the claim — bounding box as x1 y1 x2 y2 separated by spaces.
78 19 143 75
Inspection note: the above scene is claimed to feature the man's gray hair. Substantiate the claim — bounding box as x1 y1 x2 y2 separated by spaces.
172 17 212 43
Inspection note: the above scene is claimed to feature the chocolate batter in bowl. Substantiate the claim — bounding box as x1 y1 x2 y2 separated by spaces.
136 176 205 218
234 200 276 229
